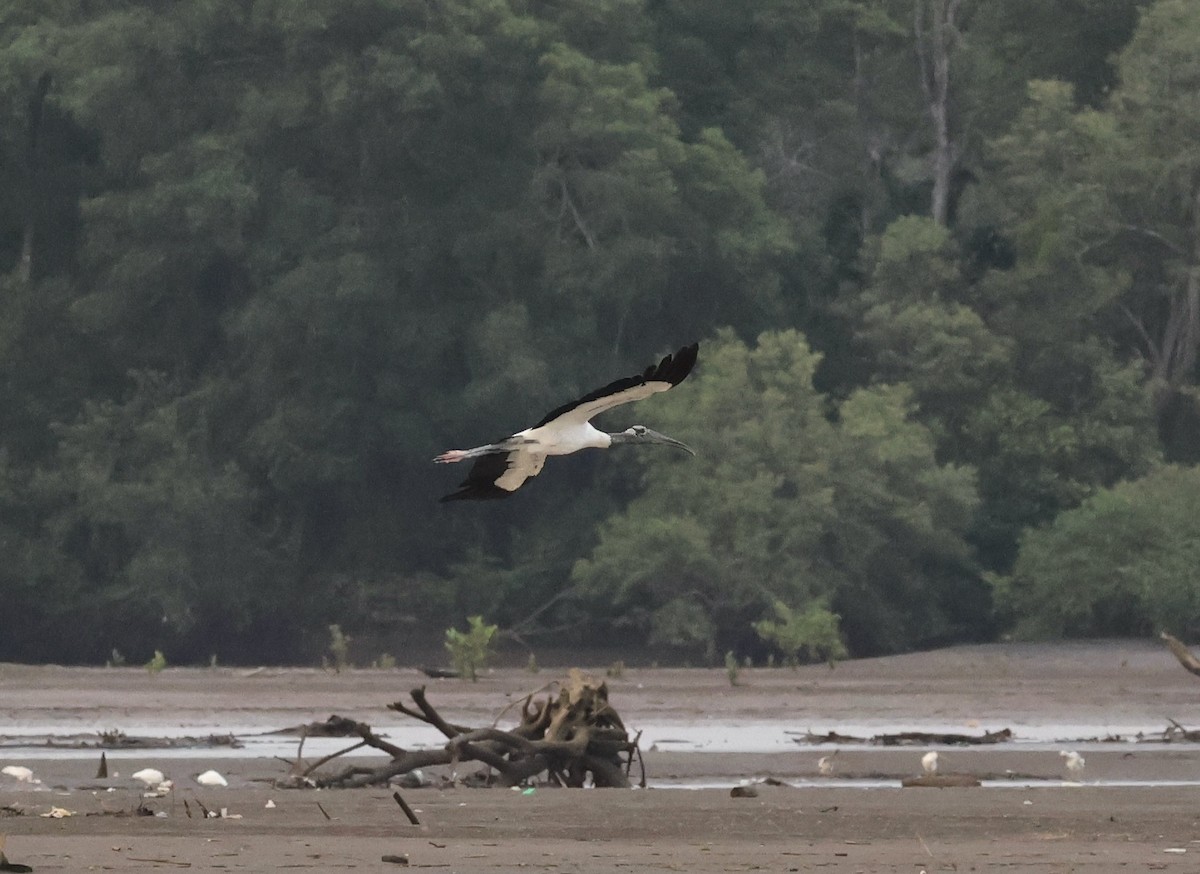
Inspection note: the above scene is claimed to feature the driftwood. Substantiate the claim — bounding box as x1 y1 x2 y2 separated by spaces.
1161 631 1200 677
264 716 365 737
795 728 1013 746
1160 718 1200 743
0 732 241 750
296 671 640 790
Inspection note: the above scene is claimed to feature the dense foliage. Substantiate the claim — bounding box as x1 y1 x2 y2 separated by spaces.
0 0 1196 664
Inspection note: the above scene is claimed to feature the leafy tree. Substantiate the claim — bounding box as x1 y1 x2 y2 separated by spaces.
20 372 303 663
445 615 498 681
997 465 1200 638
0 0 1184 663
753 599 847 665
572 330 982 657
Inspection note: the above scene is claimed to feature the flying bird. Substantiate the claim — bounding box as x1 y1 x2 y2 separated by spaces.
435 343 699 501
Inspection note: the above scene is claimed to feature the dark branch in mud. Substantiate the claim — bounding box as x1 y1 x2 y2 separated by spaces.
290 671 639 790
795 728 1013 746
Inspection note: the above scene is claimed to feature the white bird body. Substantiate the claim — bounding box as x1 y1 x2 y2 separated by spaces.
436 344 698 500
817 755 835 776
196 769 228 787
132 768 166 786
1060 750 1085 779
921 751 939 774
1 765 37 783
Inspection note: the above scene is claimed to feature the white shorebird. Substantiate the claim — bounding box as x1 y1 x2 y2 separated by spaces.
817 755 835 776
196 769 228 787
435 343 698 500
921 751 939 775
1060 750 1085 780
1 765 38 783
131 768 166 786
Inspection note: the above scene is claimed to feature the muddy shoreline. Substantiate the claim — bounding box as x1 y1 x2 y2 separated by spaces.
4 640 1200 872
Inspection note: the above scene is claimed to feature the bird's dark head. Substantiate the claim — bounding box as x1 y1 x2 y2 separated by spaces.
610 425 695 456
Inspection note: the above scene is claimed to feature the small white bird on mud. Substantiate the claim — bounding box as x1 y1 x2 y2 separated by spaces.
131 768 166 786
1060 750 1085 780
817 751 838 776
196 769 228 787
921 751 939 774
0 766 38 783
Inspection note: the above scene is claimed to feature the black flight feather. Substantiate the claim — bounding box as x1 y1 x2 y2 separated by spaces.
439 452 516 502
531 342 698 429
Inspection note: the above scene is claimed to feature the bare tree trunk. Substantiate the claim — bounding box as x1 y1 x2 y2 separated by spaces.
17 73 53 284
1135 188 1200 414
914 0 962 226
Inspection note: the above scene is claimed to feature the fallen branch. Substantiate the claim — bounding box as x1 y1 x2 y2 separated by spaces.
1161 631 1200 677
305 671 639 789
793 728 1013 746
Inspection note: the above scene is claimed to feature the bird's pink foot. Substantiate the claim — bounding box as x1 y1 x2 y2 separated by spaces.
434 450 466 463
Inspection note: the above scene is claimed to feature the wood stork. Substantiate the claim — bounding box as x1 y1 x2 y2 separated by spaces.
435 343 699 501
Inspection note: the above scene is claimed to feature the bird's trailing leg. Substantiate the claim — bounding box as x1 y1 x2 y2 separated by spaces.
433 438 533 464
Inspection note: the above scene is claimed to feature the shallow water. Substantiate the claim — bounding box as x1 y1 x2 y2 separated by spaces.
651 777 1200 790
0 717 1192 761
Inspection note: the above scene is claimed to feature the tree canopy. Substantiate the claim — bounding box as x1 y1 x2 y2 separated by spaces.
0 0 1195 665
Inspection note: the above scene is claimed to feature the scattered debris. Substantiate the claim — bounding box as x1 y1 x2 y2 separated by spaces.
39 806 75 818
382 854 410 865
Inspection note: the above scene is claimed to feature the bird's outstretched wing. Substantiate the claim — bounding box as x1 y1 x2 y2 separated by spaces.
532 342 698 429
439 447 547 502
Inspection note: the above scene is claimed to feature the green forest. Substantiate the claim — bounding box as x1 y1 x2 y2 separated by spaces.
2 0 1199 666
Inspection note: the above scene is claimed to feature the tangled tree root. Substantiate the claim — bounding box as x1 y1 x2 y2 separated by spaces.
281 670 642 790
